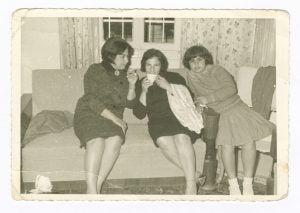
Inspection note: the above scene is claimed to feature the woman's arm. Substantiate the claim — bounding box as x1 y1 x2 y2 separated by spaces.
156 72 186 95
84 65 108 115
139 89 148 106
132 79 148 119
125 69 138 108
200 66 237 104
156 76 172 94
101 109 127 133
84 65 127 132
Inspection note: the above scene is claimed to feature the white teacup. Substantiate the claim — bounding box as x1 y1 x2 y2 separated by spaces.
146 74 158 83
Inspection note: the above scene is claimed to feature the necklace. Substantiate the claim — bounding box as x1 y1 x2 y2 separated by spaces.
114 70 120 76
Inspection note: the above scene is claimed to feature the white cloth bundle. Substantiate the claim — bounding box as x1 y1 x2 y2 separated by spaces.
167 84 204 134
29 175 53 194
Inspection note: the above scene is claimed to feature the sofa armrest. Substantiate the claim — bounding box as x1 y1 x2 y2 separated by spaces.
21 94 32 142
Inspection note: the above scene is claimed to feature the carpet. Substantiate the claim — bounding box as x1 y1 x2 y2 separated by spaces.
23 176 270 195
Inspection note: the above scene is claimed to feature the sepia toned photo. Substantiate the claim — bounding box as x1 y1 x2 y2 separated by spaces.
11 9 289 201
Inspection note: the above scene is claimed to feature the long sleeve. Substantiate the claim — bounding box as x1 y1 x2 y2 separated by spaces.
132 79 147 119
125 98 136 109
205 67 237 104
83 65 107 115
125 86 137 109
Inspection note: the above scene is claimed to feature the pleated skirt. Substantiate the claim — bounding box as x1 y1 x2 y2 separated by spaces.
216 102 275 147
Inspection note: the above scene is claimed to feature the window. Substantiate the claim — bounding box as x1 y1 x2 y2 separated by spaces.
103 17 133 41
100 18 181 67
144 18 175 43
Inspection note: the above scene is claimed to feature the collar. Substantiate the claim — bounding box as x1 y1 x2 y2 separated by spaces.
101 60 116 76
101 60 127 78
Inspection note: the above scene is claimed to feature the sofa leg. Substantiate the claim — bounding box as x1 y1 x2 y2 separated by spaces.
266 177 274 195
273 162 277 195
199 108 220 191
266 160 277 195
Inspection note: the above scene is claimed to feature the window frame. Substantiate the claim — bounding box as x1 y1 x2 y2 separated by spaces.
102 17 134 42
134 18 181 51
100 17 181 51
144 18 175 44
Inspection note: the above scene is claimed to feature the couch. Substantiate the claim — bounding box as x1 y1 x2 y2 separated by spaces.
21 68 207 184
21 66 276 191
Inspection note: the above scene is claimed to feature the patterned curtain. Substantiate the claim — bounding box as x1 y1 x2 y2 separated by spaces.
252 19 276 67
180 18 275 77
180 19 220 64
59 18 102 69
216 19 256 77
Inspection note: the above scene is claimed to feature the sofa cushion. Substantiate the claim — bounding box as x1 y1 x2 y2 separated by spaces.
22 124 206 182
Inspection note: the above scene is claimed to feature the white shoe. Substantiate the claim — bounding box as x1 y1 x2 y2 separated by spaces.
243 184 254 195
243 177 254 195
229 185 242 195
228 178 241 195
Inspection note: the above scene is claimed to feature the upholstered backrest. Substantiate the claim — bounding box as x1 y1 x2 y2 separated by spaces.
235 66 258 107
32 69 86 116
32 67 189 124
236 66 276 111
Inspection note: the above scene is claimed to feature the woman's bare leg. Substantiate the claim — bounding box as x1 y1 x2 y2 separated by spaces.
241 142 256 178
174 134 197 195
156 136 183 169
221 145 236 179
216 147 225 184
96 135 123 193
221 145 241 195
85 138 105 194
241 142 256 195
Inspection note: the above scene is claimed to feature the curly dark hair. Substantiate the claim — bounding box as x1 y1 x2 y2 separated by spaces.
101 37 134 63
140 49 169 74
182 45 214 69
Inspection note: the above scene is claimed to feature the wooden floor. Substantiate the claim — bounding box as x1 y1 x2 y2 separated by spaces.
22 176 272 195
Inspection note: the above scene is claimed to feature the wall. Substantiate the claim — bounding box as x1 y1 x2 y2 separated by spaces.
22 18 181 93
21 18 60 94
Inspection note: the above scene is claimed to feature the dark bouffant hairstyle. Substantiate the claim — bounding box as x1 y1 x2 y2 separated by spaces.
140 49 169 74
182 45 214 69
101 37 134 63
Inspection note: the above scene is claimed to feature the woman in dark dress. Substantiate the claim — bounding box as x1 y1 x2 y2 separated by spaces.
73 37 137 194
133 49 199 194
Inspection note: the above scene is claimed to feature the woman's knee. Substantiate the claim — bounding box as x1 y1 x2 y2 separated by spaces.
221 145 235 154
156 136 174 150
242 141 256 150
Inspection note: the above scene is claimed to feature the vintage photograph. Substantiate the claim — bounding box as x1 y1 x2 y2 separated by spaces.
12 9 289 201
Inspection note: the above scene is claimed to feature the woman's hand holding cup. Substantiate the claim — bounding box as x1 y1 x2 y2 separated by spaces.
127 68 138 86
141 77 153 93
155 75 171 91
